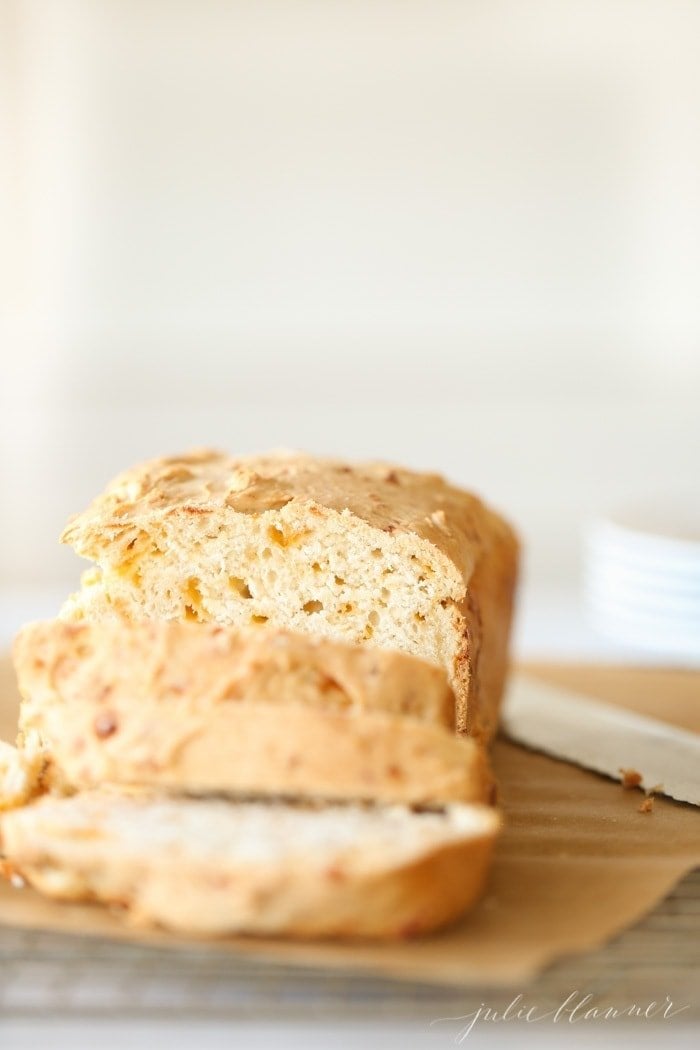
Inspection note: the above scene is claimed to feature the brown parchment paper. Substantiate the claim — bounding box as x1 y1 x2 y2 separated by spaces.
0 655 698 988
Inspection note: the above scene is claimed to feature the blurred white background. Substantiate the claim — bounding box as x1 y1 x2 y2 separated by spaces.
1 0 698 653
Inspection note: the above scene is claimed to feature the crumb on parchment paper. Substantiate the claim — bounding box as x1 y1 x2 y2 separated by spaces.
618 768 663 813
620 767 643 789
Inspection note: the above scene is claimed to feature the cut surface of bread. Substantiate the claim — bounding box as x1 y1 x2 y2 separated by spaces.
0 791 499 939
14 619 492 804
59 450 519 740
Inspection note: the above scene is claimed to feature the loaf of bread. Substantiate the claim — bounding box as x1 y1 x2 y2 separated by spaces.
60 450 519 741
14 619 493 805
0 790 499 939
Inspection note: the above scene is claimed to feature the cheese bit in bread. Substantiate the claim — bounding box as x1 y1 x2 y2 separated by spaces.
14 619 493 805
0 791 500 939
59 450 519 740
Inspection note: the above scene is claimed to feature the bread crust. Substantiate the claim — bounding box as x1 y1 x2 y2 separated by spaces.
60 451 519 740
0 792 499 939
14 619 492 804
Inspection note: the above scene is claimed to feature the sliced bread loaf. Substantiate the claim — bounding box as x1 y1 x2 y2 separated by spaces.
59 450 519 741
14 619 493 804
0 790 499 939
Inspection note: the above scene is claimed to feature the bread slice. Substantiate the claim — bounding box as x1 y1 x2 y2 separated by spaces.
0 790 499 939
59 450 519 741
14 619 493 805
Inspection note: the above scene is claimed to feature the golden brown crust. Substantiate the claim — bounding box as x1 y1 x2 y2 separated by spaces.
14 619 492 804
61 449 509 586
456 515 520 740
0 792 499 939
59 451 519 740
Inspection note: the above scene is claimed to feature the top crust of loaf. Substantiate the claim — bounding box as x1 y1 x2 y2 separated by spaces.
61 449 515 589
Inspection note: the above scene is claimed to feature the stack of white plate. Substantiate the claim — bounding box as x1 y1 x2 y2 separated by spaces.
585 506 700 662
